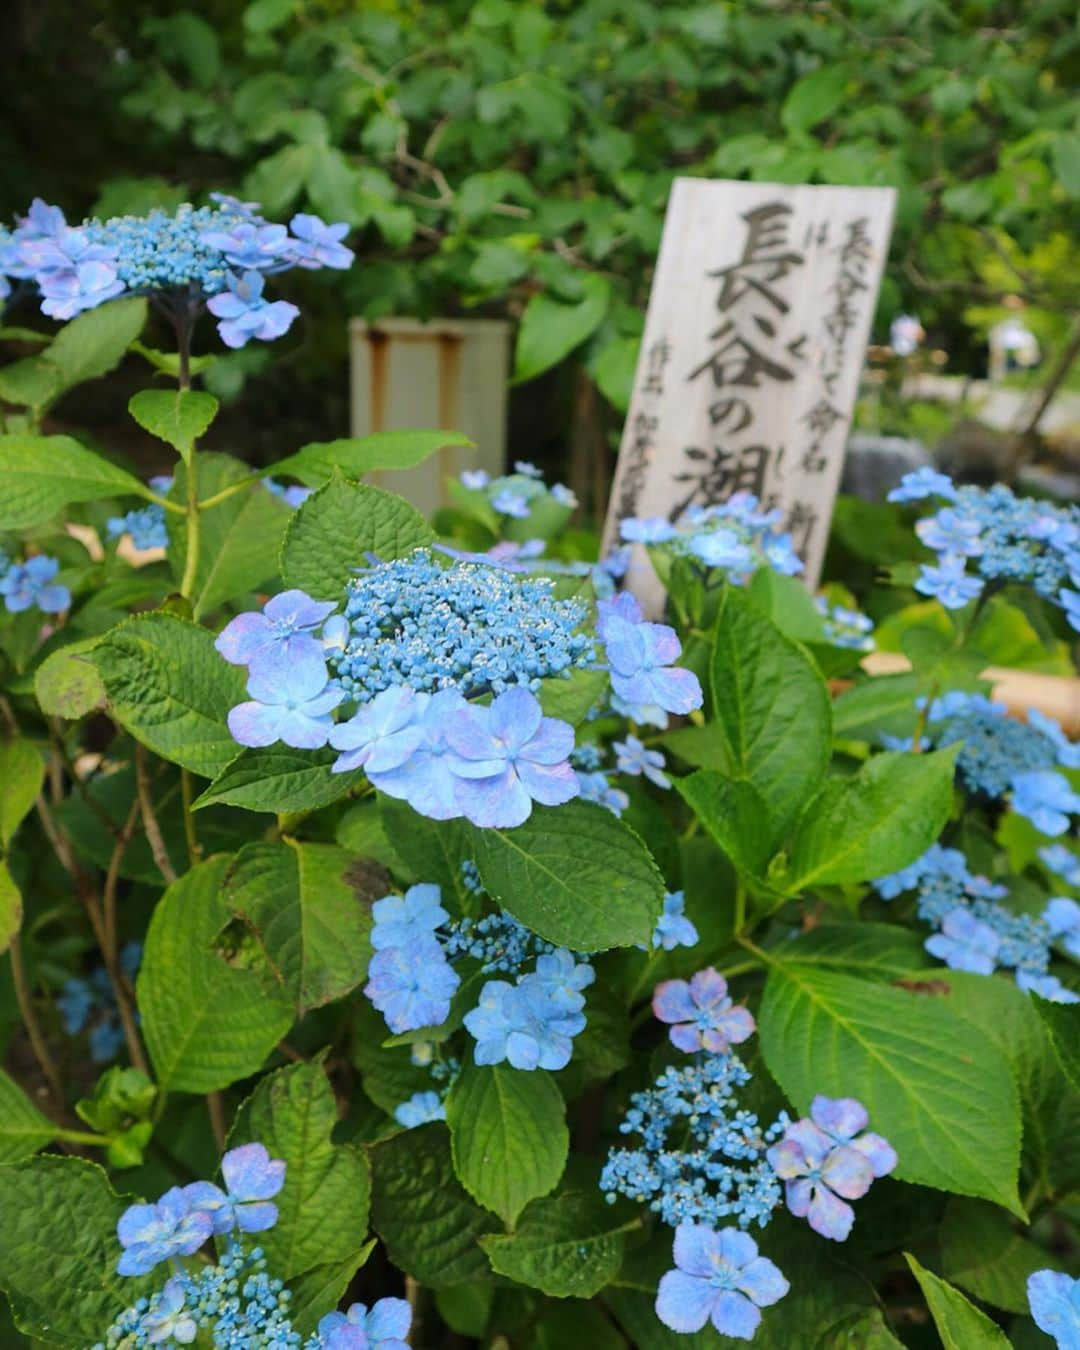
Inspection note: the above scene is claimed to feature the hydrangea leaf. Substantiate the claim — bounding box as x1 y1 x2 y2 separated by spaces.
0 434 149 529
479 1191 634 1298
446 1062 568 1225
536 667 610 725
33 638 107 719
225 840 374 1013
138 856 293 1092
44 296 148 391
128 388 219 464
228 1060 372 1281
467 800 664 950
271 429 474 485
0 863 22 959
91 612 246 778
707 586 832 840
780 747 959 891
831 673 923 743
0 1066 55 1163
904 1254 1011 1348
0 1156 156 1344
195 745 362 814
369 1122 501 1287
675 771 775 878
1031 994 1080 1093
0 737 44 849
378 797 473 911
763 923 932 981
287 1242 376 1337
940 1198 1063 1314
280 475 434 600
758 961 1024 1217
514 273 611 383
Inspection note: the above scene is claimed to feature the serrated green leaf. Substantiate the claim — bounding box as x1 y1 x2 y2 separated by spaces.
195 745 362 814
0 434 148 529
446 1062 567 1224
379 798 472 908
758 961 1023 1216
467 800 663 950
0 738 44 849
514 274 611 383
46 297 147 390
0 1067 55 1163
675 771 774 877
940 1199 1061 1314
832 674 921 741
225 840 373 1012
904 1254 1011 1348
287 1243 375 1337
767 924 931 980
138 856 293 1093
536 667 609 724
91 612 246 778
229 1061 372 1280
480 1192 632 1297
369 1122 501 1287
0 862 22 958
128 388 218 464
272 430 474 485
33 638 107 719
1031 994 1080 1092
280 476 433 600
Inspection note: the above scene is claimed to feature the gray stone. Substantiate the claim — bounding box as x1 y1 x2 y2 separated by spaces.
841 433 931 502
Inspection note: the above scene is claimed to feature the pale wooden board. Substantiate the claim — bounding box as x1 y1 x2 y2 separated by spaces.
604 178 896 612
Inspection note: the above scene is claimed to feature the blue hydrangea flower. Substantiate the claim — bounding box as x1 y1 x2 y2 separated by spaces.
140 1278 197 1346
21 227 124 318
620 516 678 544
492 488 530 517
206 268 300 348
116 1188 212 1276
925 906 1001 974
461 469 490 489
815 597 875 651
264 477 313 509
227 657 343 750
364 938 460 1034
443 686 579 828
329 685 426 776
766 1096 895 1242
288 213 354 270
515 460 543 478
1027 1269 1080 1349
887 467 957 502
653 969 755 1054
689 527 755 573
1027 709 1080 770
1011 770 1080 837
655 1223 789 1339
107 504 168 551
370 884 449 950
624 491 804 584
613 733 670 788
394 1090 446 1129
652 891 699 951
216 589 336 684
464 976 586 1071
364 688 469 821
182 1143 286 1236
1016 971 1080 1004
916 508 985 556
1042 845 1080 889
318 1297 412 1350
914 554 984 608
530 949 595 1013
199 220 293 269
1045 897 1080 961
0 555 70 613
598 593 702 716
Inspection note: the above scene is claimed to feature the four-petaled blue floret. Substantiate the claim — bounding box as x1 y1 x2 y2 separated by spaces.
116 1186 214 1276
0 554 70 614
318 1297 412 1350
181 1142 287 1235
655 1223 789 1339
652 968 756 1054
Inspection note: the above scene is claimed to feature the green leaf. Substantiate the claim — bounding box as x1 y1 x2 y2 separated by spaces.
280 475 434 600
1051 131 1080 199
272 430 475 486
138 856 293 1093
287 1244 376 1337
904 1254 1011 1348
758 961 1024 1216
0 1067 55 1162
781 748 958 890
781 66 849 135
480 1192 633 1298
369 1122 501 1287
593 335 640 413
0 861 21 956
446 1062 568 1224
195 746 362 814
467 801 664 950
33 638 107 718
514 274 611 383
536 667 609 725
379 798 472 908
766 923 930 980
832 674 921 742
708 587 832 838
940 1198 1060 1314
226 840 373 1013
244 0 296 36
0 738 44 849
129 389 218 465
46 296 147 390
0 356 60 411
0 1156 155 1344
91 613 246 778
0 433 147 529
230 1061 372 1280
675 771 774 878
1031 995 1080 1093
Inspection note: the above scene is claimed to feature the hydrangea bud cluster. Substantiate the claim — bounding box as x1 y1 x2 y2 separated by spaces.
888 468 1080 629
0 548 70 615
620 491 804 584
874 843 1080 1003
459 461 577 520
58 941 141 1063
3 195 352 346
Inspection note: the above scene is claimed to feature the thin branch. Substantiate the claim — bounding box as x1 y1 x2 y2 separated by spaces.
135 745 178 884
180 770 203 867
103 798 141 964
207 1091 227 1150
9 933 64 1109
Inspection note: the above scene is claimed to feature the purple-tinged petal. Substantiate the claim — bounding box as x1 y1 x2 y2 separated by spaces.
656 1270 716 1334
806 1183 855 1241
672 1221 723 1277
652 979 697 1024
810 1095 869 1141
688 967 729 1009
710 1290 762 1340
850 1131 897 1177
821 1144 875 1200
737 1256 790 1308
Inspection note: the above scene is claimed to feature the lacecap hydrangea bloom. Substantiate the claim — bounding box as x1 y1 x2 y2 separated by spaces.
458 461 577 522
0 552 70 614
655 1223 789 1340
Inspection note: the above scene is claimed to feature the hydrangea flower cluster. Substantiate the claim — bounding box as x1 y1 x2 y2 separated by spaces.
4 195 352 345
572 743 631 816
107 504 169 552
888 468 1080 629
459 461 576 519
813 596 875 651
620 492 804 584
0 549 70 615
874 843 1080 1003
650 890 700 952
57 941 142 1063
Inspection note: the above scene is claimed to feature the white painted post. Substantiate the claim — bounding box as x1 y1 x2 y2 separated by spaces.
349 317 511 519
603 178 896 613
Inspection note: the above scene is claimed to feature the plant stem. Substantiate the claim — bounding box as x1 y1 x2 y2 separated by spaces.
135 745 177 884
198 475 263 510
175 314 202 601
180 769 202 866
206 1091 226 1150
9 933 64 1108
733 877 747 935
56 1128 113 1147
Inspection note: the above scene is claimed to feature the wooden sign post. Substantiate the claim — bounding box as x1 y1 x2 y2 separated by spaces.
604 177 896 612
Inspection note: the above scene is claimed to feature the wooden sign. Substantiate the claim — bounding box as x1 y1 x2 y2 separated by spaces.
604 178 896 610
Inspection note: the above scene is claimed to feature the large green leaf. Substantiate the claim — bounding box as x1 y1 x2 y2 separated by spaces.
0 737 43 849
832 674 921 742
446 1062 568 1224
225 840 373 1012
0 1156 155 1345
91 612 246 778
33 638 107 719
514 273 611 382
46 297 147 390
708 587 832 839
128 388 218 465
0 434 148 529
138 856 293 1093
195 746 362 814
271 430 474 485
675 771 775 878
369 1122 501 1287
940 1199 1061 1314
287 1244 376 1337
780 748 958 891
280 475 433 600
904 1254 1011 1348
1031 994 1080 1093
0 1067 56 1163
480 1192 633 1298
765 924 931 980
379 798 472 910
230 1061 371 1280
758 959 1023 1216
467 800 664 950
0 862 21 957
781 65 849 134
